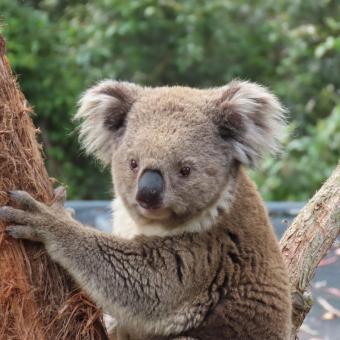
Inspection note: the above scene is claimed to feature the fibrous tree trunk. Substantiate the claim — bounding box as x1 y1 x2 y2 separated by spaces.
0 36 108 340
280 163 340 339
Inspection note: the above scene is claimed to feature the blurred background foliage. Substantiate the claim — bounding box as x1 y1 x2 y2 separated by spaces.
0 0 339 200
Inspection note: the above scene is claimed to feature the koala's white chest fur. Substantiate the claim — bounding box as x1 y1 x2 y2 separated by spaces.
111 182 236 239
111 198 142 239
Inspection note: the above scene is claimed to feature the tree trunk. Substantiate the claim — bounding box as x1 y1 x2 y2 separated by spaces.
0 36 108 340
280 163 340 339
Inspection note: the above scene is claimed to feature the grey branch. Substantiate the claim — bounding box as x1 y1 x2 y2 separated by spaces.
280 162 340 339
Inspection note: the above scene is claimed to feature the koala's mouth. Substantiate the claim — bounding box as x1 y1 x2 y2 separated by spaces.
137 203 172 220
138 201 162 210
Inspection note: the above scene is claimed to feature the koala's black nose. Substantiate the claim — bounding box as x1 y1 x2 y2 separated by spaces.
136 170 164 209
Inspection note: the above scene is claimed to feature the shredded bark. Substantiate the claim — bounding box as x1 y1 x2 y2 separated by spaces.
0 35 108 340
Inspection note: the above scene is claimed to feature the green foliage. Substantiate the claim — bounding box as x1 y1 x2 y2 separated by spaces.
252 106 340 200
0 0 339 200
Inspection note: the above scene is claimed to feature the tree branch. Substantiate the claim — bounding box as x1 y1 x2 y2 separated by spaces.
280 163 340 339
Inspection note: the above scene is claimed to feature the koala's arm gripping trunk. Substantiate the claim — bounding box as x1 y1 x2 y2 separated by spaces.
45 224 187 315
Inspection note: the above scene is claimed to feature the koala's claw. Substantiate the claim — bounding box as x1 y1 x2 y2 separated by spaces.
9 190 42 212
0 206 33 225
53 186 67 207
5 225 39 241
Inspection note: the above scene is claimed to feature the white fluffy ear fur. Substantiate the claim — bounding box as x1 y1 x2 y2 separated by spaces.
74 80 140 165
216 80 286 166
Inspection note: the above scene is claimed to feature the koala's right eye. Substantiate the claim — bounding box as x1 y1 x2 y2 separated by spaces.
180 166 191 177
130 159 138 171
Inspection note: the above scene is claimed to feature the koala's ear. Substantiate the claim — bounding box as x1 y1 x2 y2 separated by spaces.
213 80 286 166
74 80 140 165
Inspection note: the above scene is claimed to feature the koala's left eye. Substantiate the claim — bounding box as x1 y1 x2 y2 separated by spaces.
180 166 191 177
130 159 138 171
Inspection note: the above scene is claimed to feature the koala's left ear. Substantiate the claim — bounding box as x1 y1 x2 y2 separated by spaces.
74 80 141 165
213 80 286 166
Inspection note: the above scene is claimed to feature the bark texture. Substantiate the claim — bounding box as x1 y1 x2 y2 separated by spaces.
280 163 340 339
0 36 107 340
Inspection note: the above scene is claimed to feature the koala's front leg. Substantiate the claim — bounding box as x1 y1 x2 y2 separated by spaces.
0 189 141 313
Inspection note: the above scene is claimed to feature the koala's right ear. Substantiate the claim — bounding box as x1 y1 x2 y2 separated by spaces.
212 80 286 167
74 80 140 165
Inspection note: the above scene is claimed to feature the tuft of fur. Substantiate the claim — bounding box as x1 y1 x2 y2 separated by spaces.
75 80 286 168
74 80 140 165
215 80 286 166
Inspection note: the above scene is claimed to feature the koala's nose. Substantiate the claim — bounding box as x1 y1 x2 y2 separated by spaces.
136 170 164 209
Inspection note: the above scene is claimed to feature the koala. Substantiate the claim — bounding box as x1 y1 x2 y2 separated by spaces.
1 80 292 340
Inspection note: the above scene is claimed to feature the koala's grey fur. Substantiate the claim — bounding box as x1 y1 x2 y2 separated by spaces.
1 80 292 339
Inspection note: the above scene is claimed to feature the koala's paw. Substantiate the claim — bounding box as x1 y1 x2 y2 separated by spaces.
0 187 76 243
5 225 39 241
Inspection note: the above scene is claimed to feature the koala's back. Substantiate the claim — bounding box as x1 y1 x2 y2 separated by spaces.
110 169 291 340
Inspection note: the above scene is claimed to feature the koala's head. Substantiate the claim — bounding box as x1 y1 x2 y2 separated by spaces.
75 80 285 227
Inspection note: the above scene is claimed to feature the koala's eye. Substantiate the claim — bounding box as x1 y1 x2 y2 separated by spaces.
180 166 191 177
130 159 138 171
